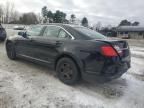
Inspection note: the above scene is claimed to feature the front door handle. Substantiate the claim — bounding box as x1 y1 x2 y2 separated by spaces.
29 38 34 42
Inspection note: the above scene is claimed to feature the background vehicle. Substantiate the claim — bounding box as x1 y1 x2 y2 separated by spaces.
0 24 7 41
6 24 131 85
13 25 25 30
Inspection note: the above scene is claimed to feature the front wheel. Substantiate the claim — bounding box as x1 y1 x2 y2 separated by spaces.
56 57 80 85
6 42 16 60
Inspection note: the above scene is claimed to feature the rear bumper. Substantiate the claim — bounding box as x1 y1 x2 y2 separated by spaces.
82 62 130 83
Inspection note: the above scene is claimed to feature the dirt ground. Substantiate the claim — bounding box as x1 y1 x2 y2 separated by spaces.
0 31 144 108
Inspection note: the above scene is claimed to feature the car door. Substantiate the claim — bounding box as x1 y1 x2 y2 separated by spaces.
28 25 61 66
15 25 46 57
30 25 73 66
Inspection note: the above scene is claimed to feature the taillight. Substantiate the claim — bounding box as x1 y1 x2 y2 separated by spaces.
101 46 118 57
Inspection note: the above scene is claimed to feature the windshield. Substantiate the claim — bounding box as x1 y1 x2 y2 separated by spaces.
75 27 106 39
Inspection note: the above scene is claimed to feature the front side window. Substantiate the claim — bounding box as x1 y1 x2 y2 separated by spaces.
75 27 106 39
27 25 44 36
43 26 60 38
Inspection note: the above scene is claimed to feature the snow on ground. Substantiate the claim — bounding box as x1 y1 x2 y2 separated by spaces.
130 46 144 58
0 40 144 108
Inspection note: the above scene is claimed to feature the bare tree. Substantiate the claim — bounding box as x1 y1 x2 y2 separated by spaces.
107 24 112 30
3 1 18 23
4 1 10 23
70 14 76 23
0 4 4 23
94 22 102 31
9 2 15 22
37 13 42 24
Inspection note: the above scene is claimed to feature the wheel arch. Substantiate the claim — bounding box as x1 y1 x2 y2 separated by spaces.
5 40 17 60
6 40 14 49
6 40 13 45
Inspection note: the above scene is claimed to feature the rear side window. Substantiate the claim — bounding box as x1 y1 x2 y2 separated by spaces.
27 26 44 36
43 26 60 38
75 27 106 39
58 29 71 39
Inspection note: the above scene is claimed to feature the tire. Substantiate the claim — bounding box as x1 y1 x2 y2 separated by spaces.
56 57 80 85
6 42 16 60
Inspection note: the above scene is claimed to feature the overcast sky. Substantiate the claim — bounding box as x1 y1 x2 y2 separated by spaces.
0 0 144 26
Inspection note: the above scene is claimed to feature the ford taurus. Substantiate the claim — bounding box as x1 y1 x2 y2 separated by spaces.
6 24 131 85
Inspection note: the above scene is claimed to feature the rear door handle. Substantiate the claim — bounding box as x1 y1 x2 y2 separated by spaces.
55 41 62 46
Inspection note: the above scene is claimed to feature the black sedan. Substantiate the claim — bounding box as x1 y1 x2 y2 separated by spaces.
0 24 6 41
6 24 131 85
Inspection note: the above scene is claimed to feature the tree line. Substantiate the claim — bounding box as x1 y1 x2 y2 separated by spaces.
0 2 140 27
0 2 89 26
41 6 89 27
0 2 39 24
93 19 140 32
0 2 19 24
118 20 140 26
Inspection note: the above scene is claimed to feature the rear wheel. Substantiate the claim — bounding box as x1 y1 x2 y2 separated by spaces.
6 42 16 60
56 57 80 85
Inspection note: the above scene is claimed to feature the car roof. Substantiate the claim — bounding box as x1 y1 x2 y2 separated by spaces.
40 23 83 28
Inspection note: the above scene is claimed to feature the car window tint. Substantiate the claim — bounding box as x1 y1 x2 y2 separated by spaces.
43 26 60 38
58 29 70 39
75 27 106 39
27 26 44 36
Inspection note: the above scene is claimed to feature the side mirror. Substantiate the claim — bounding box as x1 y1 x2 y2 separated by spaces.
18 32 27 38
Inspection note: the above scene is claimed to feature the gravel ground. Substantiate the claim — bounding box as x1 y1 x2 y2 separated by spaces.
0 30 144 108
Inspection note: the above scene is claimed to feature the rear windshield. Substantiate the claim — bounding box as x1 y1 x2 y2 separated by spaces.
75 27 106 39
